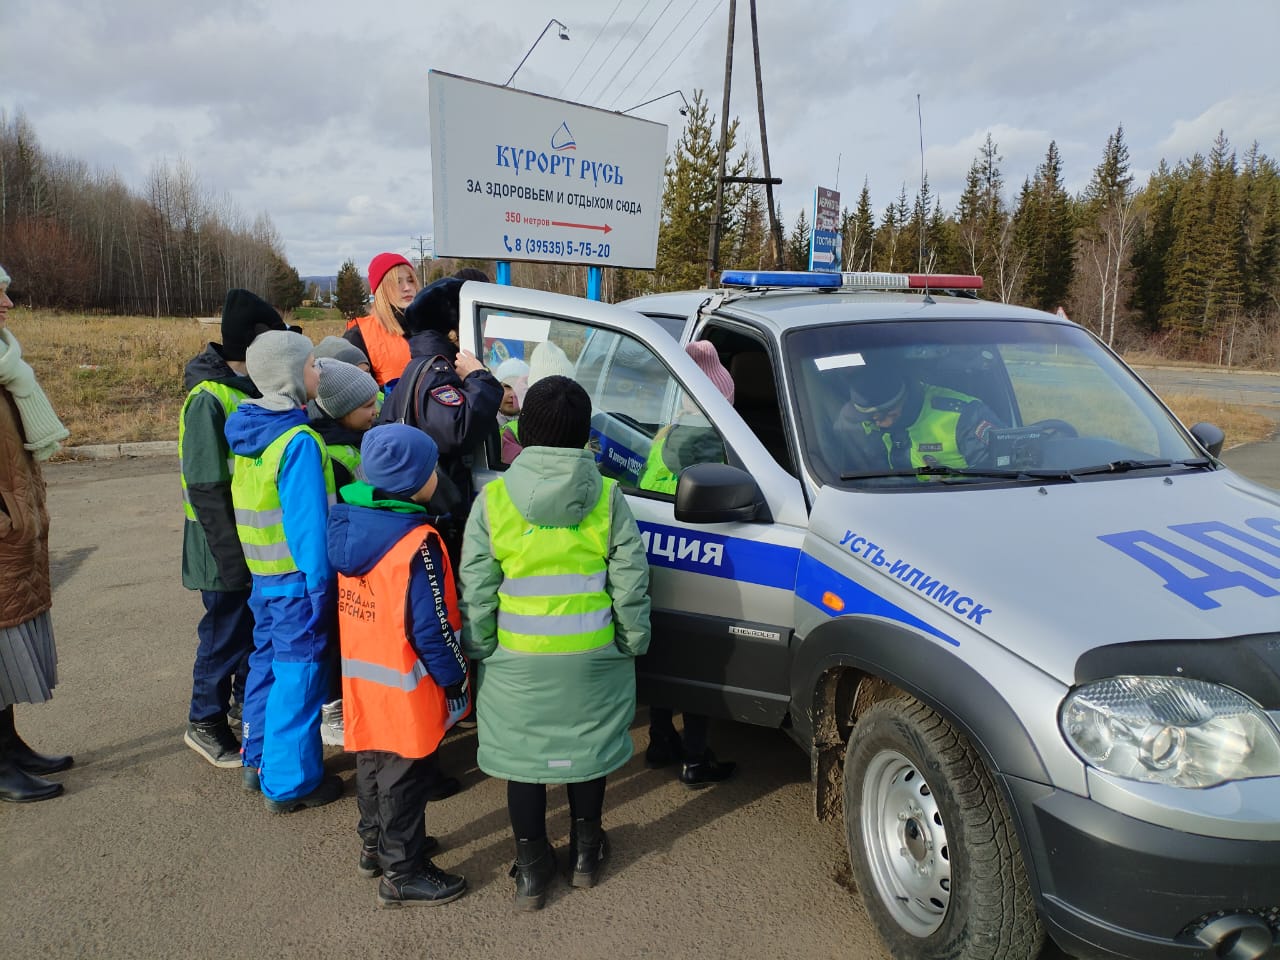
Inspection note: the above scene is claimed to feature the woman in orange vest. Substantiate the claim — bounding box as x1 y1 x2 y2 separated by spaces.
343 253 419 387
327 423 471 908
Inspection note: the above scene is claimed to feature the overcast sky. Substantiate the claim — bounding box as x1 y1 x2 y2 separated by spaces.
4 0 1279 279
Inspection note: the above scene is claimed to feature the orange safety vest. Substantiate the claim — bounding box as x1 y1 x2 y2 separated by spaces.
337 525 460 757
347 315 410 386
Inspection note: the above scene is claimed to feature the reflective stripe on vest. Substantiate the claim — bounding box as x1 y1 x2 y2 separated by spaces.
338 525 461 757
178 381 247 520
485 477 614 654
350 315 409 387
231 424 336 575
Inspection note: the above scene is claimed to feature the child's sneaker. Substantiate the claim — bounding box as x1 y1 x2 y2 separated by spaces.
184 720 242 768
377 861 466 907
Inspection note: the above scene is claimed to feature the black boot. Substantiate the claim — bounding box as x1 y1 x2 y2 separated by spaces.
1 705 72 775
0 757 63 802
569 818 609 888
510 837 556 911
679 750 737 789
359 834 439 878
376 861 466 908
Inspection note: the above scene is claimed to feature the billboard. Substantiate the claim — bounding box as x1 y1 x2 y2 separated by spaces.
809 186 841 272
428 71 667 269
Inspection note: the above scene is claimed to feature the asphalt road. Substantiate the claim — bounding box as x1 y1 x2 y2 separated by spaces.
3 444 1275 960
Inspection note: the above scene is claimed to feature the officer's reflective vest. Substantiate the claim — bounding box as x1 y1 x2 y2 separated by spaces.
231 425 336 576
346 315 409 387
864 384 973 471
338 525 458 757
178 381 247 521
485 477 614 654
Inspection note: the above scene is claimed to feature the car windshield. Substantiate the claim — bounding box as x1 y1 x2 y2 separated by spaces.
786 317 1208 490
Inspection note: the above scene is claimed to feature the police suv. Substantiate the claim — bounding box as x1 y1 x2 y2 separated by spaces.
459 271 1280 960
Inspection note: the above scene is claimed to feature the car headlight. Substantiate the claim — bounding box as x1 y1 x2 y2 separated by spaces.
1060 676 1280 788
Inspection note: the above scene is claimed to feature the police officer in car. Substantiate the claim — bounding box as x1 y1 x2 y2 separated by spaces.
836 364 1002 471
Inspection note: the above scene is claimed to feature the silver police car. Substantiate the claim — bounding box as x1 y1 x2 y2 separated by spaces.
460 270 1280 960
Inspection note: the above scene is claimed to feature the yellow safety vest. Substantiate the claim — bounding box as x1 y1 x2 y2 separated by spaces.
485 478 614 654
637 426 677 494
178 381 247 521
864 384 973 471
232 424 336 576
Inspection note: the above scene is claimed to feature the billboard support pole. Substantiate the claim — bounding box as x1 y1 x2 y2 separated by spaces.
496 261 511 286
587 266 603 301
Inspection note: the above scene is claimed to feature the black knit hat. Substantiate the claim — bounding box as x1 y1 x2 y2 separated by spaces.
221 289 289 361
518 375 592 450
403 277 464 337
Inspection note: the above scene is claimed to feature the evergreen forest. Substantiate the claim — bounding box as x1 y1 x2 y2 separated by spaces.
3 94 1278 366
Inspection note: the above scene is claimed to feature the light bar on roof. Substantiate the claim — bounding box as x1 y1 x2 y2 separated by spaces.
720 270 843 288
840 272 984 290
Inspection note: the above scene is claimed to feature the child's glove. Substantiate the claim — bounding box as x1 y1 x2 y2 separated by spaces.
444 678 471 730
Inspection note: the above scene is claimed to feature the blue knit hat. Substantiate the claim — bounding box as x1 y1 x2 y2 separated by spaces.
359 424 439 497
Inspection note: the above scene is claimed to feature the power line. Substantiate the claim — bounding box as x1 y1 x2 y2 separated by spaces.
608 0 704 109
574 0 656 103
599 0 679 108
634 0 724 105
559 0 624 97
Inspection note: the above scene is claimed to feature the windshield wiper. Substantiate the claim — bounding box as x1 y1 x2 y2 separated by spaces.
841 464 1041 482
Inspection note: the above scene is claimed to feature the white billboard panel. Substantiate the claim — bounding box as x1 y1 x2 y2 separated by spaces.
429 71 667 269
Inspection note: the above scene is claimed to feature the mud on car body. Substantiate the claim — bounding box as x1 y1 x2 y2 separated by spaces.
458 271 1280 960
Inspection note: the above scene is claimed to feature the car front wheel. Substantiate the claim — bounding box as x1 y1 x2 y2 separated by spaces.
843 697 1044 960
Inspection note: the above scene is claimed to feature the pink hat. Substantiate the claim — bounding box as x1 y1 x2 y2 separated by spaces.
367 252 413 295
685 341 734 404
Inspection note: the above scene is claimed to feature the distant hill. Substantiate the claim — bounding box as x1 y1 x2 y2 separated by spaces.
302 275 338 290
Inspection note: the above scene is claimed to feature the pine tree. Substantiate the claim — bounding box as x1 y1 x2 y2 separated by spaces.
334 258 366 319
1131 160 1177 333
1202 132 1245 333
787 208 810 270
268 255 305 312
1013 141 1075 311
654 89 752 291
1238 143 1280 315
1163 154 1212 344
841 183 875 272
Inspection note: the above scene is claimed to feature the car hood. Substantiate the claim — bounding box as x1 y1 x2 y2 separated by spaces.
808 468 1280 685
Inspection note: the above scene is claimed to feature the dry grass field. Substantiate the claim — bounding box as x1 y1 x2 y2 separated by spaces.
5 309 1277 449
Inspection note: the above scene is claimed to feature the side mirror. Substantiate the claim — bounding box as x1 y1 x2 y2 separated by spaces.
1189 421 1225 458
674 462 769 524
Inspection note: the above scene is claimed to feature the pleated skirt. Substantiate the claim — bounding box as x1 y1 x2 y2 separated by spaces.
0 610 58 707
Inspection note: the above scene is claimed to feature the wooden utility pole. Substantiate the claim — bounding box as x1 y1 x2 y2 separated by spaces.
706 0 736 288
706 0 785 284
749 0 785 268
410 235 432 284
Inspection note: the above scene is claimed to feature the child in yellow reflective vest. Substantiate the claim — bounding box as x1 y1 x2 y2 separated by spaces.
225 330 340 813
460 375 651 911
327 424 470 908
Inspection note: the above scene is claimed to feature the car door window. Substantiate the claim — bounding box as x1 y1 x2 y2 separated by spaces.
477 306 726 492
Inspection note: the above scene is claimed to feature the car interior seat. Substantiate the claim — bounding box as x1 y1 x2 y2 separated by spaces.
728 350 795 474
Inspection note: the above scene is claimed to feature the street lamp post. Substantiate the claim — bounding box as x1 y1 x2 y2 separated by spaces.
498 18 570 289
502 18 569 88
621 90 690 116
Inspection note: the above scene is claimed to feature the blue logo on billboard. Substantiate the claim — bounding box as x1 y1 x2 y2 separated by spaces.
551 122 576 151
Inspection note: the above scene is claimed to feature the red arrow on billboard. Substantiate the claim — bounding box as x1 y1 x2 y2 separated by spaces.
550 220 612 234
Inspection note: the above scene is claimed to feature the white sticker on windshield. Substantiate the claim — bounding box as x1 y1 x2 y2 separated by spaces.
483 313 550 343
814 352 866 372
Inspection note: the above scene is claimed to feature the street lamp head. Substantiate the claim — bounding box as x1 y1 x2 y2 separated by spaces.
504 17 571 87
622 90 691 116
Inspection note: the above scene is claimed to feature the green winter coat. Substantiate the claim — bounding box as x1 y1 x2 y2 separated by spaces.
460 446 651 784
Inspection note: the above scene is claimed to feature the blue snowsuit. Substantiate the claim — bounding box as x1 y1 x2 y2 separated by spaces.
225 404 334 803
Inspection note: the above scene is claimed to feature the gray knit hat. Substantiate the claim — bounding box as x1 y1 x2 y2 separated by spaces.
313 358 378 419
313 335 369 368
244 330 314 411
0 264 10 288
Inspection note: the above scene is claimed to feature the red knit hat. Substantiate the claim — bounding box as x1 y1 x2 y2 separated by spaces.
367 252 413 295
685 340 734 404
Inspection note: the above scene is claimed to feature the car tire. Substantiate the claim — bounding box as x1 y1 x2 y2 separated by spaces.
843 697 1044 960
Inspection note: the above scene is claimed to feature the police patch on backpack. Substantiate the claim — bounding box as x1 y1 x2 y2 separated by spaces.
430 385 464 406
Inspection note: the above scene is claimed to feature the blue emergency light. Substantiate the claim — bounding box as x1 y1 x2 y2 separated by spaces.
719 270 843 289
